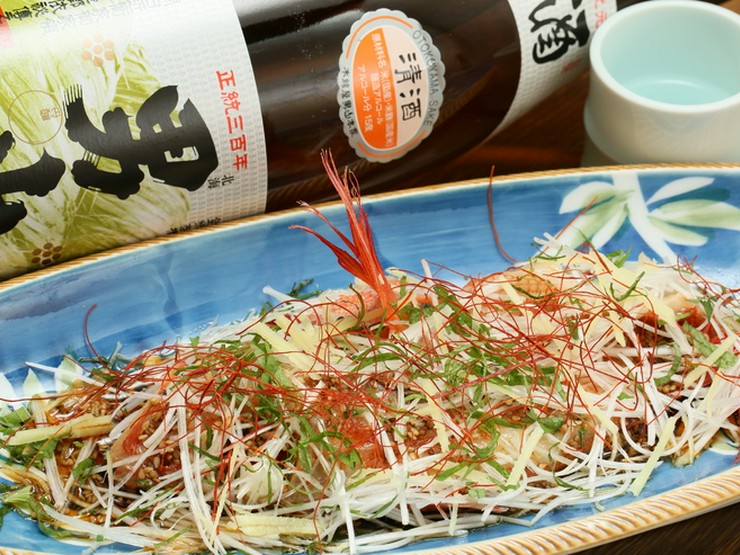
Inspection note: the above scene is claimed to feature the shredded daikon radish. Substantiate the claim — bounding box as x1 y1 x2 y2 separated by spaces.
0 232 737 554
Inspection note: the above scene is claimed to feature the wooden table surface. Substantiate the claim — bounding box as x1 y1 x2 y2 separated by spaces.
409 1 740 554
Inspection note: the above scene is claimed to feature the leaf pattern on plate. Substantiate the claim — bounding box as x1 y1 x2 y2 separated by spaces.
645 176 715 205
558 171 740 260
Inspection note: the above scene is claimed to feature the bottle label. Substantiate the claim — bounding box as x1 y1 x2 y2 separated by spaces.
0 0 266 278
338 9 446 163
497 0 618 132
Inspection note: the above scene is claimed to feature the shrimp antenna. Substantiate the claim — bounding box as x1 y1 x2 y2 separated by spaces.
290 151 395 311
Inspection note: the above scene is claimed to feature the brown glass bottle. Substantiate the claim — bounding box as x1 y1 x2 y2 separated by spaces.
236 0 654 210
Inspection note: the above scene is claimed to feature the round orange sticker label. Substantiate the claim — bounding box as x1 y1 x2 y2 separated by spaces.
338 9 445 163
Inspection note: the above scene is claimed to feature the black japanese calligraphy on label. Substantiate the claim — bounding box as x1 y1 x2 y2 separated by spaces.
0 130 65 234
64 84 218 199
529 0 590 64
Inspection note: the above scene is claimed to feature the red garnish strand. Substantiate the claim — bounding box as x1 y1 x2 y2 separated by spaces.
290 150 396 315
486 165 518 265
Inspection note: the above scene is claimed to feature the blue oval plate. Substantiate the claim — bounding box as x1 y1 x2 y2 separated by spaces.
0 165 739 554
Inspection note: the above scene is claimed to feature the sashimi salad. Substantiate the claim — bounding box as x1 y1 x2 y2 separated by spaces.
1 157 739 555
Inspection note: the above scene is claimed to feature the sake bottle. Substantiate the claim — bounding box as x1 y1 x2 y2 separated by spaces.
0 0 712 277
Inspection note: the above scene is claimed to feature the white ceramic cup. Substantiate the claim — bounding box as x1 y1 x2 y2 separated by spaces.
582 0 740 166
